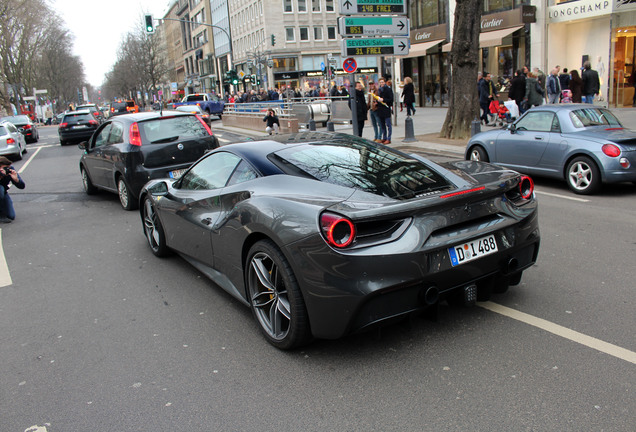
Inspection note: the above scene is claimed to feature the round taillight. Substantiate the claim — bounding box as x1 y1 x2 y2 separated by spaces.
602 144 621 158
519 175 534 200
320 212 355 248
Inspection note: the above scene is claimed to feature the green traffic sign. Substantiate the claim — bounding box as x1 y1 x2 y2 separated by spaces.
341 37 409 56
339 0 406 15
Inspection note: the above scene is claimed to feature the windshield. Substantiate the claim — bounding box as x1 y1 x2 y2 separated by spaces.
270 138 450 200
569 108 623 128
2 116 28 123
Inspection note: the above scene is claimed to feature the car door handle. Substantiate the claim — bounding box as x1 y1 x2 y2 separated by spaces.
534 136 544 140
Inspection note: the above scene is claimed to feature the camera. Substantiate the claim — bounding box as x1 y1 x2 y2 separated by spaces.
3 167 11 175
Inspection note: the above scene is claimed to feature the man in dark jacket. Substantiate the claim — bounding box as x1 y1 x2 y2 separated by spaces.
582 61 600 104
479 72 497 125
377 77 393 144
0 156 25 223
349 81 368 137
508 70 526 114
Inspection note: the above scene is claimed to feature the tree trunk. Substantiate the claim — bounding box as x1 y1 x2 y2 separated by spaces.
440 0 483 140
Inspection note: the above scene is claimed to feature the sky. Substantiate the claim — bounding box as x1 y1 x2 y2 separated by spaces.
52 0 171 87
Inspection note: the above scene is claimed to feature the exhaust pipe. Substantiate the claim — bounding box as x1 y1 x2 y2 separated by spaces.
422 286 439 305
506 257 519 274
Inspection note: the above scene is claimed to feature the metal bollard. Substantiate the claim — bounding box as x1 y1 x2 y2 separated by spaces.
402 115 416 142
308 118 316 131
326 121 335 132
471 117 481 136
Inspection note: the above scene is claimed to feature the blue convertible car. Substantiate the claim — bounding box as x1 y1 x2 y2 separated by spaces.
465 104 636 194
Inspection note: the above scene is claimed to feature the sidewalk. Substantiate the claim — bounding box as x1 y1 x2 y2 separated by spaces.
220 105 636 157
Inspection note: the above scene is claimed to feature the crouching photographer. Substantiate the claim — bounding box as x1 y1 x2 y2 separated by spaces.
0 156 25 223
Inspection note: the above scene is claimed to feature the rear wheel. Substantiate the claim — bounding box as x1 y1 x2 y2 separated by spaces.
81 167 98 195
246 240 311 349
468 145 489 162
566 156 600 195
142 197 170 257
117 177 137 210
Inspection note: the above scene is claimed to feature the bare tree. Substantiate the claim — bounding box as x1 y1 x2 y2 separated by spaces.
440 0 483 139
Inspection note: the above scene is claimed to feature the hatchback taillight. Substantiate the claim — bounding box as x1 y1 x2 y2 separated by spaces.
320 212 355 248
196 115 213 135
7 138 15 145
89 120 98 126
59 122 68 128
23 124 32 130
129 122 142 146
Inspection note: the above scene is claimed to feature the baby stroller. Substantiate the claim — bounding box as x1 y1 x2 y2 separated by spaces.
488 99 512 126
561 89 572 103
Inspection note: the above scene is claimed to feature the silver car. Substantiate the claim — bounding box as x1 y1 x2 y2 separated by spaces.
465 104 636 194
0 121 27 160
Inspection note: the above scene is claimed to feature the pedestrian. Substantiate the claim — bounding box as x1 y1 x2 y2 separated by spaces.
559 67 571 91
350 81 368 137
523 72 544 109
0 156 25 223
508 69 526 114
569 69 583 103
581 61 600 104
546 69 561 104
401 77 416 116
44 107 53 125
367 81 382 143
376 77 393 144
478 72 497 125
263 109 280 135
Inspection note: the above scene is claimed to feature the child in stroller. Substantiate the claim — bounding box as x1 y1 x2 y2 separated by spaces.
561 89 572 103
488 99 513 126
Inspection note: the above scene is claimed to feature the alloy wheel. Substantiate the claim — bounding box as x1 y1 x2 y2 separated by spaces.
568 161 592 191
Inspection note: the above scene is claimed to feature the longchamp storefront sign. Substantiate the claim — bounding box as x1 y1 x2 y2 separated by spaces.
547 0 612 23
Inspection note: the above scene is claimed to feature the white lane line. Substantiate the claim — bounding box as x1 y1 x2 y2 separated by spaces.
0 230 12 287
535 190 590 203
18 146 45 174
479 301 636 365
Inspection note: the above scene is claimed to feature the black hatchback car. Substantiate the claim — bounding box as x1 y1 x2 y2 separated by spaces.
0 115 39 143
78 111 219 210
58 110 100 145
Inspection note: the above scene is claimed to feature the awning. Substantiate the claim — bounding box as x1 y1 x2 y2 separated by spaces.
442 25 523 52
404 39 445 58
479 25 523 48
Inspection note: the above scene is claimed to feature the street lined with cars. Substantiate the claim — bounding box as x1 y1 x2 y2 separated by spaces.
0 117 634 430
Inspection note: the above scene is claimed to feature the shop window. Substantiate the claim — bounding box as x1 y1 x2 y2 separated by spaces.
286 27 295 42
300 27 309 41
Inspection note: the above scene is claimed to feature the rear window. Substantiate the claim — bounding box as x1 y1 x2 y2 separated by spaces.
186 95 205 102
270 139 450 200
2 115 28 124
126 101 136 108
139 115 210 144
569 108 622 128
63 113 93 122
112 103 127 110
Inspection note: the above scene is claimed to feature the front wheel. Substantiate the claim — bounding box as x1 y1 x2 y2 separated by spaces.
117 177 137 210
566 156 600 195
246 240 311 349
142 197 170 257
468 145 489 162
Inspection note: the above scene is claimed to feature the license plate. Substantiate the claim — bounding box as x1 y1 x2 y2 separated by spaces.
448 234 498 267
169 169 187 179
72 125 87 129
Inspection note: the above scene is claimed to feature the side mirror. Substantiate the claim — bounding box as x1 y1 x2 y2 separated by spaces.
148 181 169 196
78 141 88 150
508 124 516 134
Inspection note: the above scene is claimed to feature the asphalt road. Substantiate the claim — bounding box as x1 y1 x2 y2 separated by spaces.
1 125 634 432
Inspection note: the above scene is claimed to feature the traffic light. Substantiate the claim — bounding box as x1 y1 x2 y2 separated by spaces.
271 34 276 46
251 74 257 84
230 70 239 86
144 15 155 34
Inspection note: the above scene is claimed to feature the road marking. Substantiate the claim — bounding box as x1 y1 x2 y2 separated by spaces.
18 146 45 174
535 190 590 203
479 302 636 365
0 230 12 287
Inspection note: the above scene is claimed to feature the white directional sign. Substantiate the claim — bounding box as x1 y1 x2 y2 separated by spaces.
341 37 409 56
338 17 409 36
339 0 407 15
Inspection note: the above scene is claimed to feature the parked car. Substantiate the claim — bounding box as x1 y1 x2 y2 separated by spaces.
139 132 541 349
466 104 636 194
76 103 104 123
0 120 28 160
0 115 39 143
175 104 212 125
78 111 219 210
58 110 100 146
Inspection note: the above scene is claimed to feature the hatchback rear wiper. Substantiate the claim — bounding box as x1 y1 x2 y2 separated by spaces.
151 136 180 143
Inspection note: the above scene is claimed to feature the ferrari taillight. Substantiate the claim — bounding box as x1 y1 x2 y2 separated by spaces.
320 212 355 248
519 175 534 200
